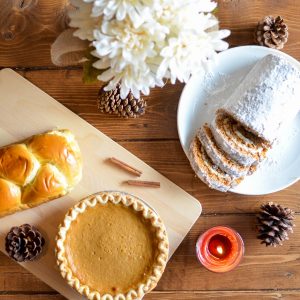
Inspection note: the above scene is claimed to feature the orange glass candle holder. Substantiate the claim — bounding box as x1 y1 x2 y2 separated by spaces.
196 226 244 273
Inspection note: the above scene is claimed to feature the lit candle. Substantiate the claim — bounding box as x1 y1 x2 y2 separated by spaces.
196 226 244 273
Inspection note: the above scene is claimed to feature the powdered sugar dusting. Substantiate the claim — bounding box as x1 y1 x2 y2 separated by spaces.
193 68 248 125
201 55 300 173
260 119 300 170
221 54 300 143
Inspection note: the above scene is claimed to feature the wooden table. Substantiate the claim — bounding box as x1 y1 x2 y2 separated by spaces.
1 0 300 299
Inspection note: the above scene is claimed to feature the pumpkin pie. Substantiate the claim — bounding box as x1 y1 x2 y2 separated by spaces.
56 191 169 300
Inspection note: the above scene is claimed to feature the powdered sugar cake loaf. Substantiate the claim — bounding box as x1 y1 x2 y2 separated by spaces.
198 124 249 178
220 54 300 144
189 53 300 192
211 112 269 166
189 136 239 192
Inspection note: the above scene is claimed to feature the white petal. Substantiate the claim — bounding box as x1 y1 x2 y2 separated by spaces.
157 59 169 79
120 84 130 99
212 40 229 51
116 2 127 21
131 86 140 99
98 68 115 81
197 0 217 12
128 8 143 28
93 58 111 69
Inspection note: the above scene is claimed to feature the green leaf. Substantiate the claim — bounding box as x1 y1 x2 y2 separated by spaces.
82 47 105 84
212 7 218 14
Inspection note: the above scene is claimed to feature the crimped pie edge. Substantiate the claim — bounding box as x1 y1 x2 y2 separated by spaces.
55 191 169 300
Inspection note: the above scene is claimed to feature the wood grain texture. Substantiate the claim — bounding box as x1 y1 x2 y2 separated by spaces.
1 291 300 300
20 69 181 141
0 0 300 67
1 214 300 293
0 68 201 300
158 214 300 291
148 291 300 300
0 296 65 300
1 0 300 299
0 0 70 67
6 68 300 215
218 0 300 60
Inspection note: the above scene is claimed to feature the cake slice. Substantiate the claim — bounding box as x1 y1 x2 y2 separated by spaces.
189 136 238 192
211 112 269 166
198 124 250 178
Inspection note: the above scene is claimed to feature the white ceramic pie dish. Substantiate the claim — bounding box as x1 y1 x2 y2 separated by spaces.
177 46 300 195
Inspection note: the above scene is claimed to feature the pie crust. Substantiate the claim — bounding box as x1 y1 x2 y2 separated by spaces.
56 191 169 300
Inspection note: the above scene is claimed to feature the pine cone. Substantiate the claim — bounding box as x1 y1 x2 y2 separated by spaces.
255 16 288 49
5 224 45 262
257 202 295 247
97 84 147 118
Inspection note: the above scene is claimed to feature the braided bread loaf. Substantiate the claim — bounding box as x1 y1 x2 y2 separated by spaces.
0 129 82 217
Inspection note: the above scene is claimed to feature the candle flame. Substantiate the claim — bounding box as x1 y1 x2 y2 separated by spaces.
216 245 223 255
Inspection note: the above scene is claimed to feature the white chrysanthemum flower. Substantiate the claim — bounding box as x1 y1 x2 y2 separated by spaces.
157 12 230 84
93 18 167 67
69 0 101 41
87 0 156 28
67 0 230 98
155 0 216 29
92 17 167 98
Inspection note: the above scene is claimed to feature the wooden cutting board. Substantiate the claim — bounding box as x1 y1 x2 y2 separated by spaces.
0 68 202 299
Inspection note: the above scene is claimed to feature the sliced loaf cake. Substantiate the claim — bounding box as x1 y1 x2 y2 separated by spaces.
189 136 238 192
198 124 250 178
211 112 269 166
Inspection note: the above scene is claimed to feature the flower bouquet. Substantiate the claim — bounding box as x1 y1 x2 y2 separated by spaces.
51 0 230 99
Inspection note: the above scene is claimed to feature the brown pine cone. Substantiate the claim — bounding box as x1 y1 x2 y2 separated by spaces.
255 16 288 49
97 84 147 118
257 202 295 247
5 224 45 262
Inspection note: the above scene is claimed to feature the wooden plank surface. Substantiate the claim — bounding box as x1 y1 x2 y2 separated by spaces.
15 70 300 214
1 0 300 67
2 291 300 300
0 68 201 299
1 214 300 293
1 0 300 299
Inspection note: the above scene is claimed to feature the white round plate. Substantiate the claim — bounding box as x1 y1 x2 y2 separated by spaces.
177 46 300 195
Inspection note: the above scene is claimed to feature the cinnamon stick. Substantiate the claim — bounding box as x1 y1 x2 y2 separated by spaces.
126 180 160 188
108 157 142 177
